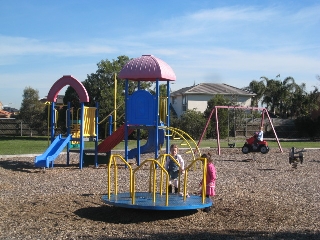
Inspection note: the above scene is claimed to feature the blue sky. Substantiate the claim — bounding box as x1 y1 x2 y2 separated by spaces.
1 0 319 109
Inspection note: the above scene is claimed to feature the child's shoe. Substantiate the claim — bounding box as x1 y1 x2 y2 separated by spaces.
179 192 190 197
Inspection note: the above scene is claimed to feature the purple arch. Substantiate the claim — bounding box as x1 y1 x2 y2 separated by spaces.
119 55 176 81
47 75 89 102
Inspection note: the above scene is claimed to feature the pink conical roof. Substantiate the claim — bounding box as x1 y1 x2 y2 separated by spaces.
118 55 176 81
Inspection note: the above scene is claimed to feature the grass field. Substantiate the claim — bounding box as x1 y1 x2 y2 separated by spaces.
0 136 318 155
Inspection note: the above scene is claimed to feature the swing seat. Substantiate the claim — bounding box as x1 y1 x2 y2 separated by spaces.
228 143 236 148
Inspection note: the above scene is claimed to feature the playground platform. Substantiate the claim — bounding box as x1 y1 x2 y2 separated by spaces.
101 192 213 210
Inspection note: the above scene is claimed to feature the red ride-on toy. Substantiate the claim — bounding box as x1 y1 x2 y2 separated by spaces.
242 133 269 154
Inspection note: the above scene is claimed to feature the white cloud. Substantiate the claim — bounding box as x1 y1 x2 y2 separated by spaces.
291 5 320 25
0 36 116 57
190 6 275 22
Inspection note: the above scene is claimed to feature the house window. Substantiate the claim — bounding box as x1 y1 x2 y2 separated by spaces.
182 95 186 112
182 105 187 111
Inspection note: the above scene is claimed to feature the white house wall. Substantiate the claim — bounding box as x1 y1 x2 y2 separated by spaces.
236 96 252 107
187 95 211 112
171 94 252 118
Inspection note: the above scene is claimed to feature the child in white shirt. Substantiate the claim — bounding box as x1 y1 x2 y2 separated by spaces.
165 144 185 193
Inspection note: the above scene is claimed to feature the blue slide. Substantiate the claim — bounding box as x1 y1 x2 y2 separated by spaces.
128 128 165 159
34 134 72 168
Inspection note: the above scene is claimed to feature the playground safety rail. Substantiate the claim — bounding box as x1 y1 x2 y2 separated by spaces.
132 159 170 206
107 154 133 199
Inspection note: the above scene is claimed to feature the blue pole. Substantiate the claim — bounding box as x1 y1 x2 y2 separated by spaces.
50 102 55 143
67 102 71 166
106 115 112 165
94 102 99 168
79 102 84 169
108 115 113 135
155 80 159 160
124 80 129 163
166 81 170 154
137 81 141 165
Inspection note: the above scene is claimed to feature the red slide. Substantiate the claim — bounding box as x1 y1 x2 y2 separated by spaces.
98 124 134 153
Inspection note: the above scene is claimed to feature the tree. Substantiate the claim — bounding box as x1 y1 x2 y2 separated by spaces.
260 77 280 114
179 110 207 139
245 75 320 119
204 95 231 139
251 76 305 118
243 80 266 107
19 87 46 135
276 76 297 117
291 85 319 118
151 83 168 97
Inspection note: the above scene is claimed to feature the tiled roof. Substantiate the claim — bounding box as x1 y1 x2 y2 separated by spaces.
0 110 12 118
171 83 255 96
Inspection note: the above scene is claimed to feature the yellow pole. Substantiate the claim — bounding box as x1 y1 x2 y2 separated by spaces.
114 73 117 132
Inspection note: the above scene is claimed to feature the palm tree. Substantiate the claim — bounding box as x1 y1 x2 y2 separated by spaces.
260 77 279 114
277 76 297 117
244 80 266 107
260 76 299 117
246 75 318 118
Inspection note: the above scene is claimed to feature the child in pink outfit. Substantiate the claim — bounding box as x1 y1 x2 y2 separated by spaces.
199 153 217 197
199 153 217 212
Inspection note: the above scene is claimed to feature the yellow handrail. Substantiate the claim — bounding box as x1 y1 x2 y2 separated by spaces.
160 126 202 161
132 159 169 206
183 157 207 203
107 154 133 199
98 102 124 125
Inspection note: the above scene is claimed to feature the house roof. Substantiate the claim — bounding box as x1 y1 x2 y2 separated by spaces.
0 110 12 118
171 83 255 97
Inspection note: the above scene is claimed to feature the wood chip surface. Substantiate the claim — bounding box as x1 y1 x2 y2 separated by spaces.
0 148 319 239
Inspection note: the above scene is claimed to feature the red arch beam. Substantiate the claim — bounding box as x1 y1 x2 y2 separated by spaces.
47 75 89 103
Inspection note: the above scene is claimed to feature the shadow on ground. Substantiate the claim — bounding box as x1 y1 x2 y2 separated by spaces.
0 159 35 173
74 205 197 224
0 159 79 172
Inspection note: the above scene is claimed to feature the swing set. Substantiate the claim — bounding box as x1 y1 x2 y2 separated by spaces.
197 106 283 155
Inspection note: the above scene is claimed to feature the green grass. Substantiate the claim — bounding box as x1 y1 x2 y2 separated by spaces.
0 136 318 155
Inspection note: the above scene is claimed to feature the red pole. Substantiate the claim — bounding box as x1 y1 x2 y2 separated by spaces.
261 108 265 127
216 107 221 155
197 107 215 149
265 109 283 152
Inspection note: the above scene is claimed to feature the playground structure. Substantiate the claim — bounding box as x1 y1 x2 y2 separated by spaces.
34 55 210 211
34 76 201 168
101 55 210 210
34 75 140 169
34 75 99 169
197 106 283 155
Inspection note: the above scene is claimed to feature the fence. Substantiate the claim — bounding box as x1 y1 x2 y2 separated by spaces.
0 119 48 136
235 118 299 139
